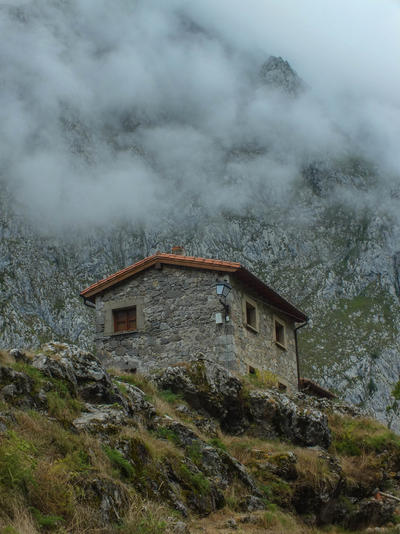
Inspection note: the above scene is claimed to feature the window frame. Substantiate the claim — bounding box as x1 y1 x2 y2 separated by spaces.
103 297 144 336
243 296 259 333
273 315 287 349
113 306 137 333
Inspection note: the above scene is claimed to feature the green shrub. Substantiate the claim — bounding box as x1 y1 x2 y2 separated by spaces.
330 414 400 456
104 447 135 479
179 464 210 495
208 437 227 452
0 431 36 491
154 427 178 444
30 507 63 531
46 392 82 422
186 442 202 465
158 389 183 404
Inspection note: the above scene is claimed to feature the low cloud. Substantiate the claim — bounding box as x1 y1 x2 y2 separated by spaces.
0 0 399 230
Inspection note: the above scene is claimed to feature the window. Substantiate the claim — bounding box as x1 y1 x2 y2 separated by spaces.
113 307 137 333
103 297 143 336
244 298 258 332
274 317 286 348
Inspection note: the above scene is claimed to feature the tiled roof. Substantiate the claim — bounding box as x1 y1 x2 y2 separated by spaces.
80 253 307 322
299 378 336 399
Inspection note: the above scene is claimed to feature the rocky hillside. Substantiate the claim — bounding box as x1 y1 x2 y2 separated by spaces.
1 342 400 533
1 175 400 430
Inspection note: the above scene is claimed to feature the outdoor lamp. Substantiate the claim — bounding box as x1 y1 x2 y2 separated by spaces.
216 281 232 298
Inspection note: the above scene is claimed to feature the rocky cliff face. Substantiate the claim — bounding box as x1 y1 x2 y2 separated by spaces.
1 21 400 429
2 173 400 429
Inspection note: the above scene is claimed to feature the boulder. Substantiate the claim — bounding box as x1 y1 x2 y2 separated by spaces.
155 359 331 448
72 403 129 433
32 342 127 407
153 359 246 431
82 477 130 524
247 390 331 448
343 498 396 530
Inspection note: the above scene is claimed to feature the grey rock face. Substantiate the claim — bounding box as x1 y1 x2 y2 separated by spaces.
155 359 331 448
32 342 124 404
259 55 305 95
82 477 130 524
2 152 400 431
154 358 246 431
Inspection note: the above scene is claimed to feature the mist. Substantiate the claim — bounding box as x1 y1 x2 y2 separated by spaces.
1 0 399 230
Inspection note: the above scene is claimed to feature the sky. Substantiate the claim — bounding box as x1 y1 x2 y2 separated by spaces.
1 0 399 229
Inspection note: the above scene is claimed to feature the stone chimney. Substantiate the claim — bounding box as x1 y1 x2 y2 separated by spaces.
171 246 185 256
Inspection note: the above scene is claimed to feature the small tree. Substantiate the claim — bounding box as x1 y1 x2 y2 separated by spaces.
386 380 400 429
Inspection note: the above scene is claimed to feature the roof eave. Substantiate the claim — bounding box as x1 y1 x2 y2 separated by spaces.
80 255 307 322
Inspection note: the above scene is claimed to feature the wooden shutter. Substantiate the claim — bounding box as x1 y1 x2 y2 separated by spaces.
113 307 137 332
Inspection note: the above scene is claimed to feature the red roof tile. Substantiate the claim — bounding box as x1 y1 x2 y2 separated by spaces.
80 253 307 322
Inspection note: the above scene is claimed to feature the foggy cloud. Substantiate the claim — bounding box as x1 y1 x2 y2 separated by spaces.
0 0 399 229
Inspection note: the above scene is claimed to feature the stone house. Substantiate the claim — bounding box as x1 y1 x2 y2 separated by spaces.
80 247 308 390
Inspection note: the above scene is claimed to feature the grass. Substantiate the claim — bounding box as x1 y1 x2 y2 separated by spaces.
294 447 338 490
242 369 279 391
0 350 14 365
46 391 82 423
329 413 400 457
118 493 173 534
222 435 292 466
109 370 156 397
158 388 183 404
30 507 63 530
104 446 136 480
121 425 183 462
154 426 179 444
208 437 227 452
340 453 382 493
179 464 210 496
0 430 36 491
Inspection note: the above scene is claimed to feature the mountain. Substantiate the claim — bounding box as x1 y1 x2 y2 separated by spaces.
1 157 400 429
0 1 399 428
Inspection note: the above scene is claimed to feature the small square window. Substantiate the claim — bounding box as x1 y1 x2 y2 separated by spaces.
113 307 137 333
274 318 286 348
246 301 257 330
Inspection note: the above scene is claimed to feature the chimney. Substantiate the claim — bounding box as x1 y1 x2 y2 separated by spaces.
171 246 185 256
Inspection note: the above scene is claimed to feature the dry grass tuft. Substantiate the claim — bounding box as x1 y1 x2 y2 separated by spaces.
118 492 175 534
340 453 382 491
28 459 74 518
222 435 292 466
0 349 14 365
294 447 337 489
242 369 279 391
108 368 157 396
0 498 39 534
122 424 183 461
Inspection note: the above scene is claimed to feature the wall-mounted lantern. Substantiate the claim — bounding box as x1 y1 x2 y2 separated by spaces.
216 281 232 322
216 281 232 298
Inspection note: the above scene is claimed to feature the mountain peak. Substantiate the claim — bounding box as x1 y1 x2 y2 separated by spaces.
259 56 305 96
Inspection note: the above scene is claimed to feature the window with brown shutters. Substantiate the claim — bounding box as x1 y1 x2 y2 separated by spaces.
274 317 286 349
113 307 137 333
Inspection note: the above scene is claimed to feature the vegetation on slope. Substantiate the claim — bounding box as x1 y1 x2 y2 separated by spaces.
1 347 400 534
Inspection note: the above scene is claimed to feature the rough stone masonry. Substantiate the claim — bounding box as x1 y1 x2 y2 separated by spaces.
93 263 299 389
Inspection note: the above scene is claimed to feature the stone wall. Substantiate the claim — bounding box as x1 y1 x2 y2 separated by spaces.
94 265 237 372
228 277 298 389
93 264 298 389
